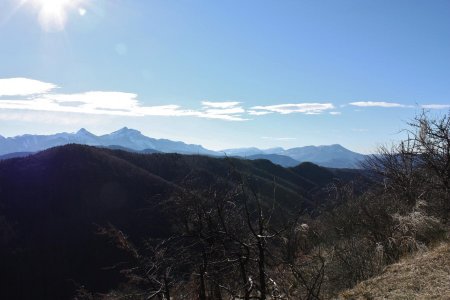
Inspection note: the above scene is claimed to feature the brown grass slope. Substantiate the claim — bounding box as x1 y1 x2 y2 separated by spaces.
339 242 450 299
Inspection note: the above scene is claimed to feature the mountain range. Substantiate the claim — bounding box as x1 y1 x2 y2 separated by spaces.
0 128 368 168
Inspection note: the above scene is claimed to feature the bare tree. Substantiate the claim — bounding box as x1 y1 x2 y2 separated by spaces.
364 110 450 221
408 111 450 221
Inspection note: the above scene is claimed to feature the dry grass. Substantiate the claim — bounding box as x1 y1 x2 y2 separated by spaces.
338 242 450 300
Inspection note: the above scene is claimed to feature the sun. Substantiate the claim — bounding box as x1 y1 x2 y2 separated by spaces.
30 0 85 31
36 0 70 13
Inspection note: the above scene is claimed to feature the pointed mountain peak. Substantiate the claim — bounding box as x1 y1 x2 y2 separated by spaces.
111 127 142 135
76 128 93 135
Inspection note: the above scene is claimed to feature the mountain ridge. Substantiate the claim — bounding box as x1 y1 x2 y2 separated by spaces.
0 128 368 168
222 143 366 168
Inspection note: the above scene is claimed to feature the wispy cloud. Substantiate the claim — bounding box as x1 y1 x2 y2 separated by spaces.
135 105 196 117
349 101 407 108
350 101 450 109
201 101 241 109
198 101 247 121
250 103 334 115
421 104 450 110
0 78 57 96
248 110 273 116
329 111 341 115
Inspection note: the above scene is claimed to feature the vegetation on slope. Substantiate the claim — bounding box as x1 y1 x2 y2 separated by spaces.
339 241 450 299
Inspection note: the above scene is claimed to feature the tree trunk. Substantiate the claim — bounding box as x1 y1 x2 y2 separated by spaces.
258 241 266 300
163 276 170 300
239 257 250 300
199 269 207 300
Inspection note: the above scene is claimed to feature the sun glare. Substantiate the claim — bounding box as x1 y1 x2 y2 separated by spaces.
31 0 85 31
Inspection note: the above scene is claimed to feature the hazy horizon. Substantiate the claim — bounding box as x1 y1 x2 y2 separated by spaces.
0 125 375 154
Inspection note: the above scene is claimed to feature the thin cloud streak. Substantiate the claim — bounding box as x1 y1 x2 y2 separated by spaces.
349 101 406 108
201 101 241 109
421 104 450 109
248 110 273 116
199 101 247 121
250 103 334 115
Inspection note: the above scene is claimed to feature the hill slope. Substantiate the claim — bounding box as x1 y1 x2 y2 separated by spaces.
246 154 301 167
339 242 450 299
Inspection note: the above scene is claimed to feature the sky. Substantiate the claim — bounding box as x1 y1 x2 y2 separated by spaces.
0 0 449 153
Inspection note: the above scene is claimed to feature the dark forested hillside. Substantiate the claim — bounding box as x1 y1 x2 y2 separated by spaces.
0 144 363 299
0 145 178 299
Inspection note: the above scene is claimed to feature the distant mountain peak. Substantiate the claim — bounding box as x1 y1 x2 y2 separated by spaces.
111 127 142 135
328 144 345 148
76 128 93 135
221 144 366 168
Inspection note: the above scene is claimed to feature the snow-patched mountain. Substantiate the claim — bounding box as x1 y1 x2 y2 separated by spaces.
100 127 156 150
0 128 367 168
0 127 217 156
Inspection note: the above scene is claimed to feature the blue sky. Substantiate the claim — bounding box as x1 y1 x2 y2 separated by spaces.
0 0 449 153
